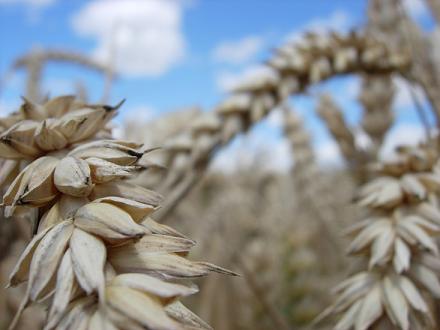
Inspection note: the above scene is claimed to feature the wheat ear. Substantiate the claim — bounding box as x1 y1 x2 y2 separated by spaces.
0 95 237 330
150 31 409 221
323 145 440 329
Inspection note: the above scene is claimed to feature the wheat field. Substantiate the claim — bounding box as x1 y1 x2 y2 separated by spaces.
1 0 440 329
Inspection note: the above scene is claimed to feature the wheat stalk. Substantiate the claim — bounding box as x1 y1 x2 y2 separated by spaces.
0 95 236 330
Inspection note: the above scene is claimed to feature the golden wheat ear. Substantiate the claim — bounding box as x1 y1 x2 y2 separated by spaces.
1 96 236 330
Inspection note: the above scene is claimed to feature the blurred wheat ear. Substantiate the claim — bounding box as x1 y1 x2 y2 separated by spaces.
321 145 440 329
148 30 409 222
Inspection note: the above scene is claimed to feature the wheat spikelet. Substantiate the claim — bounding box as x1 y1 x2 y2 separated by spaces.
358 75 395 157
0 95 118 211
323 144 440 329
0 95 236 330
357 0 397 160
150 31 409 221
316 94 362 168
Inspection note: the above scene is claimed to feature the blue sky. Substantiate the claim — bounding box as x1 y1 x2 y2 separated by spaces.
0 0 436 171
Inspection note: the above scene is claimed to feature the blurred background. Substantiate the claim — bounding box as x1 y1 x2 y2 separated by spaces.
1 0 440 329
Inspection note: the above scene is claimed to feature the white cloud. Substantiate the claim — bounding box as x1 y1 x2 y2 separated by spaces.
118 105 157 141
314 122 428 168
315 139 343 167
402 0 429 20
0 0 55 7
345 76 361 100
393 76 426 110
0 100 19 117
287 10 351 42
354 128 373 150
266 107 283 129
212 36 265 64
43 78 76 97
72 0 186 77
209 122 428 174
216 65 276 92
210 130 292 174
336 75 427 112
123 105 157 123
266 138 293 172
380 123 426 160
214 10 352 93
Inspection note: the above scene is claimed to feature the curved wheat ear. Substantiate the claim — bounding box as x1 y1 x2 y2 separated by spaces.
321 145 440 329
2 49 114 103
146 31 409 221
0 95 236 330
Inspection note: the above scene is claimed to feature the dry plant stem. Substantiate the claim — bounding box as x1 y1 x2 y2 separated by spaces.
237 255 292 330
